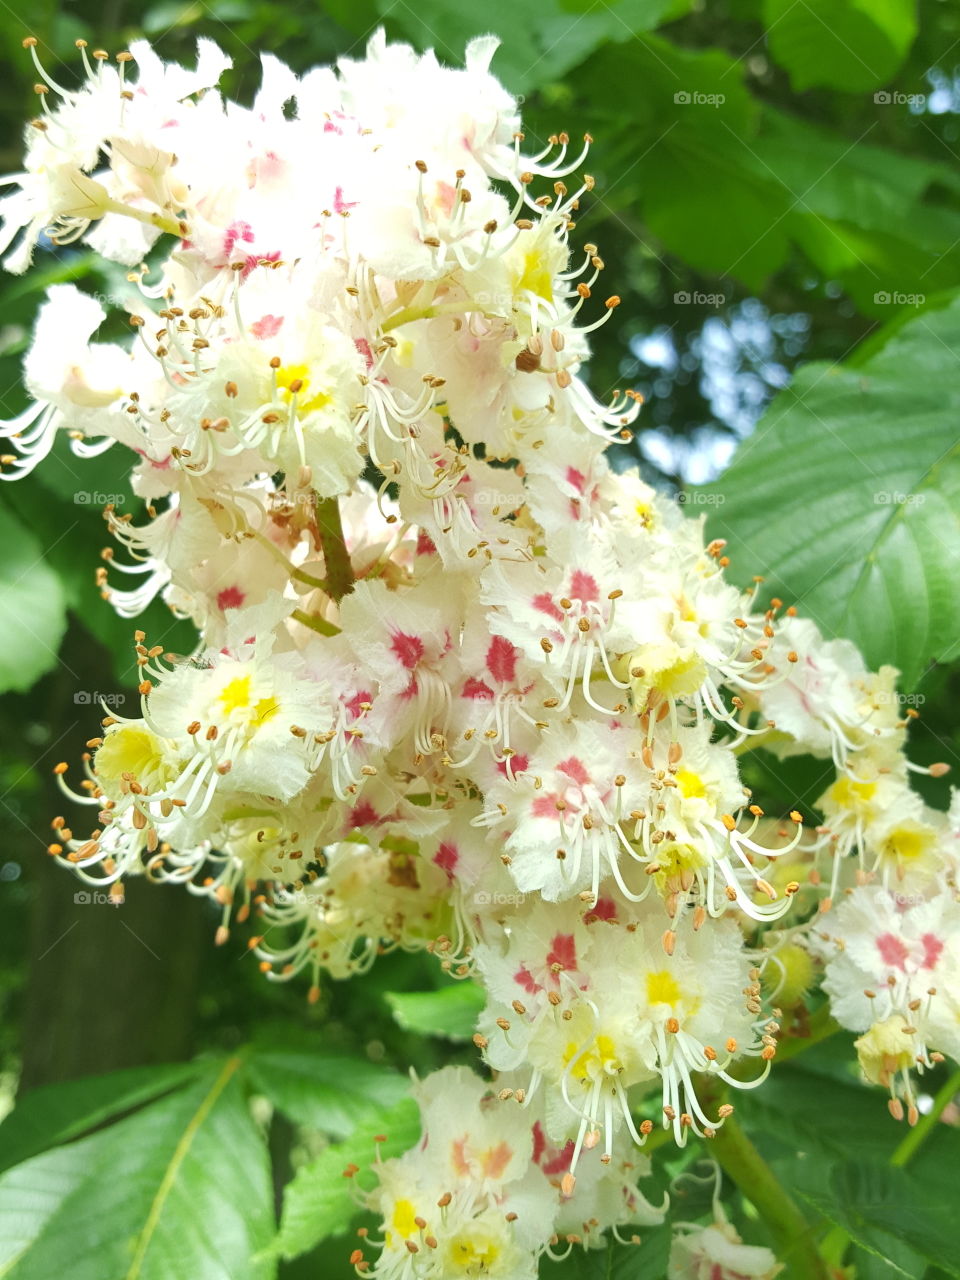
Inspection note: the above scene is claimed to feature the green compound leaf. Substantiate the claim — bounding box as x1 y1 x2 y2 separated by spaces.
701 293 960 686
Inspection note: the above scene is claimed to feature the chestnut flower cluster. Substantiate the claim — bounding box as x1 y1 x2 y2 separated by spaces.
3 31 957 1276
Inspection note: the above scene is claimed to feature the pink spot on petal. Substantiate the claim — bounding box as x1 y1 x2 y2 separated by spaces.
344 690 372 721
223 219 255 259
531 794 558 818
543 1140 575 1178
434 842 458 881
390 631 425 670
921 932 944 969
532 592 564 624
250 314 284 340
557 757 590 787
532 1120 546 1165
515 966 540 994
568 569 599 603
347 800 380 830
496 753 528 777
546 932 577 973
565 466 587 493
216 586 246 612
486 635 519 685
416 530 438 557
333 185 357 214
876 932 909 970
584 897 617 925
462 676 494 700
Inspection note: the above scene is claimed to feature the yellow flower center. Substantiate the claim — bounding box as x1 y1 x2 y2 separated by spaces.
447 1231 501 1273
828 775 877 811
564 1032 622 1081
512 248 553 303
646 969 682 1008
881 823 934 863
95 726 172 787
391 1198 419 1241
675 769 707 800
218 675 279 725
276 362 332 414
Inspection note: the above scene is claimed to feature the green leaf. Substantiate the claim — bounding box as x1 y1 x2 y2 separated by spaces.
701 293 960 684
738 1059 907 1166
376 0 678 94
0 1062 200 1175
764 0 917 92
274 1097 420 1261
244 1048 408 1139
552 1229 672 1277
0 505 67 694
796 1163 960 1277
2 464 195 686
0 1056 276 1280
384 981 484 1041
572 39 790 291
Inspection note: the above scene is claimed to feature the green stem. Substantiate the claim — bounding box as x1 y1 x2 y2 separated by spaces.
291 608 341 637
381 300 491 333
247 528 329 593
890 1068 960 1168
104 197 184 238
710 1112 831 1280
315 496 354 603
290 564 329 591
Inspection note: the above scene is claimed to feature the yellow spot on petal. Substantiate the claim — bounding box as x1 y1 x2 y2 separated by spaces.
512 249 553 303
675 769 707 800
447 1231 501 1272
276 362 332 414
392 1198 418 1240
95 726 172 786
219 674 252 715
563 1033 622 1081
881 823 935 864
646 969 683 1008
253 696 280 725
827 775 877 811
